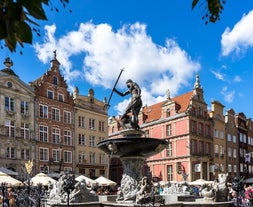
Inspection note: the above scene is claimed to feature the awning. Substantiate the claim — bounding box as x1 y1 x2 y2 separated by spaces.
0 167 18 176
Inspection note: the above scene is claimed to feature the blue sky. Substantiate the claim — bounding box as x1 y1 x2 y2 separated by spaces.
1 1 253 118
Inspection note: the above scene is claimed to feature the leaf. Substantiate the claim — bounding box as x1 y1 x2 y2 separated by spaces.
21 0 48 20
15 21 33 43
192 0 200 9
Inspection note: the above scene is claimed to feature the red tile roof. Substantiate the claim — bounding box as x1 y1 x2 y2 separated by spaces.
142 90 193 123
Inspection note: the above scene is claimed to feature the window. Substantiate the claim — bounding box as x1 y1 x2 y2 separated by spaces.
21 123 29 139
52 108 60 121
58 93 64 102
21 149 30 160
166 142 172 157
78 152 86 163
64 111 71 124
78 134 86 145
167 165 173 182
166 109 171 117
99 121 105 132
47 90 54 99
220 145 224 157
64 130 72 145
78 116 85 128
198 123 203 135
52 128 60 144
89 135 96 147
233 135 237 143
5 97 14 111
39 148 49 161
227 147 232 158
39 125 48 142
21 101 29 114
52 149 60 162
90 152 96 163
227 134 231 142
39 104 48 118
5 120 15 137
214 144 219 156
99 154 106 164
220 131 224 139
228 164 232 173
191 120 196 133
191 140 197 154
214 129 219 138
205 125 211 136
53 76 58 85
166 124 172 136
233 149 237 158
199 141 203 155
6 147 15 158
89 118 95 130
234 165 237 173
64 151 72 163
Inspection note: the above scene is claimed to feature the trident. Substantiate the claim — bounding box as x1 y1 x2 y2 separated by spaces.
105 68 124 110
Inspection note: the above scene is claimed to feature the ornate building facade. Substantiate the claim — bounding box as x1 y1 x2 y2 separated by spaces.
0 58 36 179
30 53 75 174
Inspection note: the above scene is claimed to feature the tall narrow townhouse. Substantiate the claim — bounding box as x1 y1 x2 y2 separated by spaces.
209 101 226 180
246 118 253 179
225 109 240 181
235 112 249 178
30 52 75 174
0 57 36 179
73 87 109 179
108 74 213 183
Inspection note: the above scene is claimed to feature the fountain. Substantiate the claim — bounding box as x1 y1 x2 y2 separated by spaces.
97 129 168 204
98 78 168 205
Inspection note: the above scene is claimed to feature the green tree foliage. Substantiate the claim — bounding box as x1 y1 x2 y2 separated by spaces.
0 0 70 52
192 0 226 24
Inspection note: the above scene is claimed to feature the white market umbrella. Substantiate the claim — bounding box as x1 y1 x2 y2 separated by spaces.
0 172 23 186
95 176 117 186
245 177 253 183
30 173 56 186
75 175 97 186
189 178 213 186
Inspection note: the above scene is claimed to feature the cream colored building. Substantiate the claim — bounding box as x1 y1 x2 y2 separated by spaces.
0 58 36 180
73 87 109 178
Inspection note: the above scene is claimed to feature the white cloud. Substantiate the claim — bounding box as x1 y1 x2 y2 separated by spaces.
211 70 225 81
221 86 235 103
221 10 253 56
34 22 200 114
233 75 241 83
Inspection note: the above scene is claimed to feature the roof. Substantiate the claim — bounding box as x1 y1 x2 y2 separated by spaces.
142 90 193 123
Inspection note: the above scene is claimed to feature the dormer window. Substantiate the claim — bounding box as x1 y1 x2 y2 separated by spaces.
53 76 58 85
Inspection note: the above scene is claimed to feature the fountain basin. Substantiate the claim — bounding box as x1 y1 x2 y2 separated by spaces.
97 137 168 157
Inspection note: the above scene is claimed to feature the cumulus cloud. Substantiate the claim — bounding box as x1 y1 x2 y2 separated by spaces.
221 10 253 56
34 22 200 113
